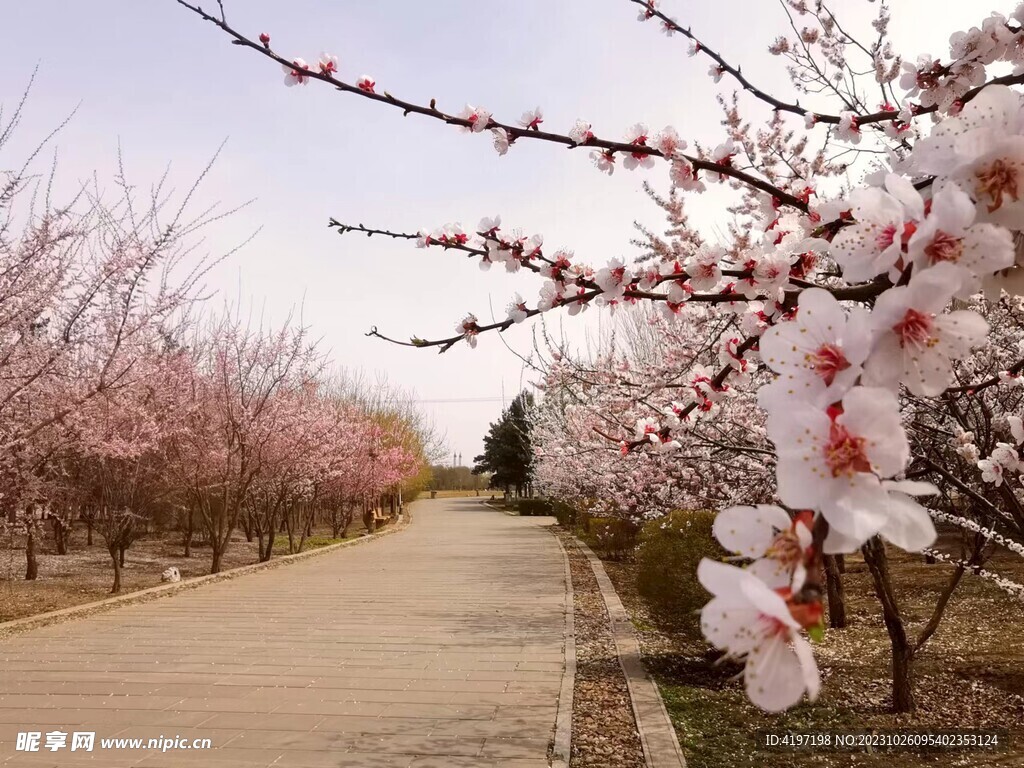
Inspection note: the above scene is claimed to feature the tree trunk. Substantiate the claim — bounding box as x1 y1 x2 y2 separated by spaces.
210 532 229 574
118 545 127 568
108 546 122 593
52 517 68 556
25 525 38 581
823 555 847 629
183 508 194 558
285 511 296 554
890 642 916 713
862 537 915 712
259 529 275 563
86 517 94 546
242 513 254 543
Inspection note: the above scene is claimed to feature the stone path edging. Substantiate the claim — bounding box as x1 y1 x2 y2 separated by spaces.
0 510 412 638
550 533 576 768
574 536 687 768
484 500 518 517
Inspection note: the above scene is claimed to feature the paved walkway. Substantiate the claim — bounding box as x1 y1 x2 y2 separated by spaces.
0 499 569 768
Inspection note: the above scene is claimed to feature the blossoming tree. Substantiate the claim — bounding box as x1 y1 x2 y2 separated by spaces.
0 84 430 592
174 0 1024 713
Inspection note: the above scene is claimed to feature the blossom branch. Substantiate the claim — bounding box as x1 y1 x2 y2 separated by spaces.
632 0 1024 127
173 0 810 211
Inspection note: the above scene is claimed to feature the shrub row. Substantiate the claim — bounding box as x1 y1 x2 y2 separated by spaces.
517 498 553 516
636 509 723 636
541 498 724 634
580 515 641 560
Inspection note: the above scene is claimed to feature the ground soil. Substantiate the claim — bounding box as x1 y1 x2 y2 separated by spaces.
0 520 370 623
601 534 1024 768
554 529 646 768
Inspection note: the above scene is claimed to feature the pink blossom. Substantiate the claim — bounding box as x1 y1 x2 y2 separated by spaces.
519 108 543 130
459 105 492 133
282 58 311 87
318 53 338 76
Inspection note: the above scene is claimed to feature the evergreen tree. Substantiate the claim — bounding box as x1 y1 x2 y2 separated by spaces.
473 392 534 496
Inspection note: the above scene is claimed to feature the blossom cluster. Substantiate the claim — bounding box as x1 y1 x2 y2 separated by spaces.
397 50 1024 714
532 83 1024 713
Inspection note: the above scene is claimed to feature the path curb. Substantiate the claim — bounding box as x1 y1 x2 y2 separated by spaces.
483 501 518 516
482 500 574 767
550 534 576 768
574 536 687 768
0 509 413 638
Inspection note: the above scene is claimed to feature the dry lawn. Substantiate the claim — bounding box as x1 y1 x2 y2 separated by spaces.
603 537 1024 768
0 521 369 623
428 489 491 499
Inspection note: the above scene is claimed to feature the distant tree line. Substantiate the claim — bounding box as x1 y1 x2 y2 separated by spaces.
429 465 489 491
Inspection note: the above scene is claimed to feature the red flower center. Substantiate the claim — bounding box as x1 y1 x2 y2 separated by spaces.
924 230 964 264
894 308 934 347
824 421 871 478
805 343 851 386
976 158 1020 213
767 529 804 567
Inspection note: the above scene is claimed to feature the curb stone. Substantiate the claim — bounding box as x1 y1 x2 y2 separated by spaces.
480 500 574 767
550 533 576 768
574 536 687 768
0 508 413 638
484 500 518 516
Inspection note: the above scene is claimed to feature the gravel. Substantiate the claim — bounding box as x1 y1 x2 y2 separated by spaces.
554 528 646 768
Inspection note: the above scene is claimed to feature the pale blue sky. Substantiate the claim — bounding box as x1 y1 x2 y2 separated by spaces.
0 0 984 462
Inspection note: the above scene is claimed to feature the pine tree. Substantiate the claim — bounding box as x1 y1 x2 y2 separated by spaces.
472 392 534 497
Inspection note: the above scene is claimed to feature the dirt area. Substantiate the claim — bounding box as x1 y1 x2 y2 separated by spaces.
0 521 370 624
602 539 1024 768
554 529 645 768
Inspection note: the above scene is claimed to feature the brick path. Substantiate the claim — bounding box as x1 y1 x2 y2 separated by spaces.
0 498 569 767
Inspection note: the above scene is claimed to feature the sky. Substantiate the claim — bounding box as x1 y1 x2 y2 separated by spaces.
0 0 987 464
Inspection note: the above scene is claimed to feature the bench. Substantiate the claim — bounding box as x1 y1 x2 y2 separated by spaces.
363 508 392 532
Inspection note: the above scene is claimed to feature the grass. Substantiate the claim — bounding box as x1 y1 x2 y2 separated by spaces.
601 535 1024 768
296 534 348 549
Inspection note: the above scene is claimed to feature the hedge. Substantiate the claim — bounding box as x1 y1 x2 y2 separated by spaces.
517 498 553 516
635 509 724 636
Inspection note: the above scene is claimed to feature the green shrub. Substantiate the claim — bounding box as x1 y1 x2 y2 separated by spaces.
584 516 641 560
635 509 724 635
517 498 553 516
550 500 577 528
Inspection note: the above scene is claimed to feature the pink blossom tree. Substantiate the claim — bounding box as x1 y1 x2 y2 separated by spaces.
0 86 219 581
164 314 323 574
